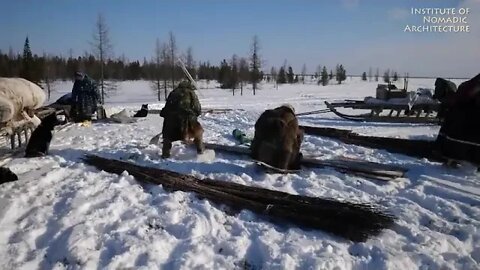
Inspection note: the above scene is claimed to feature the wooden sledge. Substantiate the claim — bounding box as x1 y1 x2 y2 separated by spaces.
325 101 440 124
204 143 407 181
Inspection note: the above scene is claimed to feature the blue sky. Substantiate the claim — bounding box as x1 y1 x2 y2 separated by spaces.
1 0 478 77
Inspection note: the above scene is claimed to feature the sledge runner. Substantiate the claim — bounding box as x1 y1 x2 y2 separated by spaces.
160 80 204 158
250 104 304 170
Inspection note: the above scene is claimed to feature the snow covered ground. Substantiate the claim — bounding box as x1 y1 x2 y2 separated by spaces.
0 78 479 269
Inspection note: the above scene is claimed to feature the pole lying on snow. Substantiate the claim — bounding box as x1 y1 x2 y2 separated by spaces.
203 142 406 181
299 125 444 162
83 154 395 242
296 109 330 116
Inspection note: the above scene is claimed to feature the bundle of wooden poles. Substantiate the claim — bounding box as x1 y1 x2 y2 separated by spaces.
300 125 444 162
83 155 395 242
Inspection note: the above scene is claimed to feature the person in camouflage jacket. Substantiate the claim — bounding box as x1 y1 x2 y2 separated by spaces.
71 72 100 122
160 80 204 158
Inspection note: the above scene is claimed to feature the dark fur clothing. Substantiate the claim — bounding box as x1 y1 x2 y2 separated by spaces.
436 73 480 165
0 167 18 184
133 104 148 117
433 78 457 102
250 105 303 170
433 78 457 120
71 75 99 122
25 113 59 157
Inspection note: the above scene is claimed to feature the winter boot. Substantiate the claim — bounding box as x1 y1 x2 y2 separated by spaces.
194 137 205 154
162 140 172 158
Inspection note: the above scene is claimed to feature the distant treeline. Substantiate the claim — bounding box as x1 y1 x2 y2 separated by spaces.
0 36 347 95
0 51 224 82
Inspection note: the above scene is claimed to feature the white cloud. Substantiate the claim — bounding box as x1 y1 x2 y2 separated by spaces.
388 8 410 21
341 0 360 9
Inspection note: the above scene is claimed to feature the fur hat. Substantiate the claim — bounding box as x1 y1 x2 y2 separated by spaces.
177 80 196 90
74 71 84 80
281 103 295 114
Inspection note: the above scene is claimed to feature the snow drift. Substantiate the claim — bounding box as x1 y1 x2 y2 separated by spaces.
1 79 478 269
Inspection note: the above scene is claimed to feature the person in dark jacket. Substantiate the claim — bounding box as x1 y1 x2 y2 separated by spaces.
160 80 204 158
436 73 480 167
71 72 100 122
250 104 304 170
433 78 457 120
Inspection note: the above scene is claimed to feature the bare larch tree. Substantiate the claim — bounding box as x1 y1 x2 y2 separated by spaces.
161 42 171 99
185 46 195 79
250 35 261 95
301 64 307 84
42 52 56 100
168 31 177 87
315 65 322 79
270 66 278 90
238 58 249 96
152 38 163 101
91 13 114 104
230 54 239 96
